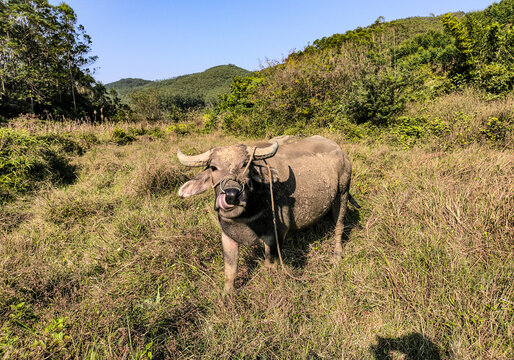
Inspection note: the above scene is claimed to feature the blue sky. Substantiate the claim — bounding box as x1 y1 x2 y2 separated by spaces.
49 0 497 84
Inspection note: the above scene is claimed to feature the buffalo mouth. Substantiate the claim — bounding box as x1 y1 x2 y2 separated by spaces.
215 193 246 218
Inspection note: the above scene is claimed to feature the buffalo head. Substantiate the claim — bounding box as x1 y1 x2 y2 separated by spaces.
177 141 278 219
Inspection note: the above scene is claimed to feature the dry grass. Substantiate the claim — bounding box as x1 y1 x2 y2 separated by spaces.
403 88 514 148
0 124 512 359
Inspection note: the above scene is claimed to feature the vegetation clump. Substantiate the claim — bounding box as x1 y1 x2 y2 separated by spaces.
111 127 136 145
0 127 79 202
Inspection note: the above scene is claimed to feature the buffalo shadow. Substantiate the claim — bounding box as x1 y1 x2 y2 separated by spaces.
370 333 442 360
279 205 361 270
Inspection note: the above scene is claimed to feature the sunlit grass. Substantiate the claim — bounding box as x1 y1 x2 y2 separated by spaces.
0 120 512 359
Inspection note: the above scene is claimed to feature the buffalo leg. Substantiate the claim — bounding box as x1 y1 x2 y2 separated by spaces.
262 234 280 268
332 190 349 260
264 241 273 267
221 232 239 294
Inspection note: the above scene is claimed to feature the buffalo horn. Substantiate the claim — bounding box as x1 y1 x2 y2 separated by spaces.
252 141 279 160
177 148 211 167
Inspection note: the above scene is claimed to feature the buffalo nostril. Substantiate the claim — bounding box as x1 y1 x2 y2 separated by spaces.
224 188 240 205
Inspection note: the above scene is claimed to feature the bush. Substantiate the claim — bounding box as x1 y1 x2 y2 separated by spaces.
36 133 84 155
477 63 514 94
111 128 136 145
328 117 366 140
0 128 78 202
200 111 218 133
166 123 195 136
346 70 412 125
480 116 512 142
390 116 428 148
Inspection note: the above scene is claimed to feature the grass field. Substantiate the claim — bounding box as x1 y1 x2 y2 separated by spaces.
0 119 512 359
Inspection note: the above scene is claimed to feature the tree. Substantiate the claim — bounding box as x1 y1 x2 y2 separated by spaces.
0 0 110 119
441 4 513 94
441 13 475 82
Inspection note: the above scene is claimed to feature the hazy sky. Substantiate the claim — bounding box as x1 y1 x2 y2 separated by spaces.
49 0 497 84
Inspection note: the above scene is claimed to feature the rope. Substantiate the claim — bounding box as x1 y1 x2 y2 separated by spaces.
241 146 256 179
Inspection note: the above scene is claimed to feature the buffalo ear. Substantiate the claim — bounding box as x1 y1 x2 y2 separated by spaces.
251 166 279 183
178 170 212 197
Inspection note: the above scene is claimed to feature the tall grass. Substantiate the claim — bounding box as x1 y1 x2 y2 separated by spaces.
0 118 512 358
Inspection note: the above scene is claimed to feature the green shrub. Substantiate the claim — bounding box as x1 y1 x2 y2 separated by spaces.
128 126 147 136
149 127 165 138
346 70 412 125
166 123 193 136
36 133 84 155
111 128 136 145
328 117 365 140
477 63 513 94
480 116 512 142
391 116 427 148
0 128 78 203
200 110 218 134
78 133 100 148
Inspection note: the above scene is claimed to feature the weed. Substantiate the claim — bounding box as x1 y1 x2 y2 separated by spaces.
0 128 78 203
111 128 136 145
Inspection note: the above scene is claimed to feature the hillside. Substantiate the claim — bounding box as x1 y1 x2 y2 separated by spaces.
147 64 251 104
105 78 153 95
300 13 452 55
216 1 513 137
106 64 251 107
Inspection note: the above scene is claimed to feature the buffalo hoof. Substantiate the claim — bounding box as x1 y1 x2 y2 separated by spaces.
221 290 237 306
264 258 278 269
223 285 235 297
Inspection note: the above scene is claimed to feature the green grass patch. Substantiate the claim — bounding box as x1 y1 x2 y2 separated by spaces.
0 128 80 203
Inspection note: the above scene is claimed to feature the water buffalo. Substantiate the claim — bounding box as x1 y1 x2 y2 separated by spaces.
177 135 358 293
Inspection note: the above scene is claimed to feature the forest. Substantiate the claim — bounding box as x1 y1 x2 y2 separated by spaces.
0 0 129 120
0 0 513 359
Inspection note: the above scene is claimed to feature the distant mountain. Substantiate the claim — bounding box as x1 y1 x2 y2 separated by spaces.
105 78 153 95
106 64 252 105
